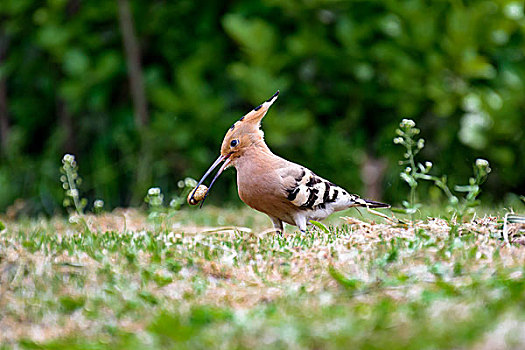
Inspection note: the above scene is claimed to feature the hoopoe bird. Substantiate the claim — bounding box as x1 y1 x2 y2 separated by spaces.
189 91 390 232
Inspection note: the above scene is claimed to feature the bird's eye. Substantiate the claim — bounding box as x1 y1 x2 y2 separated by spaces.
230 139 239 147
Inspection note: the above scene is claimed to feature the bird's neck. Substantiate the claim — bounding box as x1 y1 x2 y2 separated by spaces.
250 139 273 156
235 141 281 170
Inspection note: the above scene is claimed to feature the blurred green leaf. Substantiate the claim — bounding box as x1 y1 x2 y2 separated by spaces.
329 265 362 291
310 220 329 233
59 295 86 314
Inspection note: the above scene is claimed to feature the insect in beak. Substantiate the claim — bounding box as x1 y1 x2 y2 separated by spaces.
189 153 232 208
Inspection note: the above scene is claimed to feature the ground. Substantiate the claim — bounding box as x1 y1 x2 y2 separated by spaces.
1 207 525 349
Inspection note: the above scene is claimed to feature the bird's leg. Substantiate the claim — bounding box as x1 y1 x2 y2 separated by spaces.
294 215 307 233
270 216 284 234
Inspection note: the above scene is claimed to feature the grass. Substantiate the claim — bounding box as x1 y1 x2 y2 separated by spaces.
1 206 525 349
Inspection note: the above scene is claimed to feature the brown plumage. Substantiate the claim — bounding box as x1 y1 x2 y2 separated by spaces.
189 91 389 232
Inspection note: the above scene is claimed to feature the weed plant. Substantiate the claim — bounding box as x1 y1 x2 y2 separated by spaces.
60 154 90 230
60 154 87 217
394 119 491 222
144 178 197 230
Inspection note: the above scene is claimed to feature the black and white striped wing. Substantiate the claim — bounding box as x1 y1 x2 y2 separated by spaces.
280 167 361 211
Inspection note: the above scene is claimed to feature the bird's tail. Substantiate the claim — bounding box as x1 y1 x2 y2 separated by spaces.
355 198 390 209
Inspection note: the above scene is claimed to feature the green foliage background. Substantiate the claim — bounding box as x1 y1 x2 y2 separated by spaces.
0 0 524 214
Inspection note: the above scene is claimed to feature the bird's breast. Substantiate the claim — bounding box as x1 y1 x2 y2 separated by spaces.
234 161 295 222
236 167 277 208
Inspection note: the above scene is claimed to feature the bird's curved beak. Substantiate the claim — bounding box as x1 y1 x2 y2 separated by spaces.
189 153 232 208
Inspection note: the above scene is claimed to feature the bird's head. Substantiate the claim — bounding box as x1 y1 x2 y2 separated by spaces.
189 90 279 207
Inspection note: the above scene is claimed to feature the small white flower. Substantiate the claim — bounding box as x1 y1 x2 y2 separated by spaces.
393 137 403 144
184 177 197 188
417 138 425 149
405 167 412 173
148 187 161 196
94 199 104 208
63 154 75 164
475 158 489 168
68 215 81 224
69 189 79 198
425 161 433 168
401 119 416 128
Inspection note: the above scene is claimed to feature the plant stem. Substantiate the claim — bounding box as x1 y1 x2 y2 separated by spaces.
65 168 82 216
407 138 417 223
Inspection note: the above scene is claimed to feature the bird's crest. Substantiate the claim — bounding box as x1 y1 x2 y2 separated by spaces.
229 90 279 133
239 90 279 127
220 91 279 157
